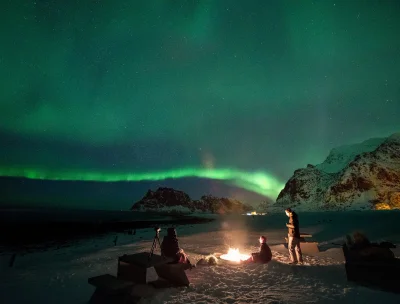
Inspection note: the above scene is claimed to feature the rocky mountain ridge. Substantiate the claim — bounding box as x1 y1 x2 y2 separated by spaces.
131 187 253 214
275 133 400 211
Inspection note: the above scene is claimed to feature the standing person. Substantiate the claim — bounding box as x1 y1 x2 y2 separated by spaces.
285 208 303 264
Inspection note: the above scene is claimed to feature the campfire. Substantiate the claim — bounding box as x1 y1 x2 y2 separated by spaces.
219 248 250 262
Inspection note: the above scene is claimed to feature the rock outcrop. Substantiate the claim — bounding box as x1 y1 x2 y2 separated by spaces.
276 133 400 211
193 194 252 214
131 187 252 214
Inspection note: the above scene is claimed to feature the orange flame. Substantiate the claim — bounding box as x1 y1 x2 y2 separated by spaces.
219 248 250 262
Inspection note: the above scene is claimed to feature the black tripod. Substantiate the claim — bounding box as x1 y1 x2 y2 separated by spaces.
148 227 164 261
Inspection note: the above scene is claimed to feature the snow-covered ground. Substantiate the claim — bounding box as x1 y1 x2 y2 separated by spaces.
1 211 400 304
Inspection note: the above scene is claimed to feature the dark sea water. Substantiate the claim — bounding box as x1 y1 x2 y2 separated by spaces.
1 208 399 247
183 210 400 245
0 208 175 223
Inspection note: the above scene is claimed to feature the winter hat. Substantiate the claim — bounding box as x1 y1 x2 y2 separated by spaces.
167 227 177 238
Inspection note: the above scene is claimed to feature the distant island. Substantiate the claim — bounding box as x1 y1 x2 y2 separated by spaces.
131 187 253 214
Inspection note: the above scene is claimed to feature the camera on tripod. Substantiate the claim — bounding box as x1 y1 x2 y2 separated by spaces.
149 227 164 261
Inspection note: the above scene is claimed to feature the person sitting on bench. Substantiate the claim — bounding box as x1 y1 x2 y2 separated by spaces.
244 236 272 264
161 228 194 268
346 232 395 261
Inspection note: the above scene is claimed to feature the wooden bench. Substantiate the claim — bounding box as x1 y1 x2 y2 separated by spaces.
88 274 135 304
117 252 189 287
117 252 172 284
285 233 319 254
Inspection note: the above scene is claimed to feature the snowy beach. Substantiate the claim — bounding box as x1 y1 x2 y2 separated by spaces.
1 211 400 304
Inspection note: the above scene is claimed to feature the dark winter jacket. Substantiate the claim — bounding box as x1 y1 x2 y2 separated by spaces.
287 211 300 238
259 243 272 263
252 243 272 263
161 235 180 259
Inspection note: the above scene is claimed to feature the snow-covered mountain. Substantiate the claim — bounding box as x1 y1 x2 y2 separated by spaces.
275 133 400 211
315 137 385 173
131 187 252 214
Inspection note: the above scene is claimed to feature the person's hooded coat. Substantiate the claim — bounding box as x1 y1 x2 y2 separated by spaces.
161 228 180 259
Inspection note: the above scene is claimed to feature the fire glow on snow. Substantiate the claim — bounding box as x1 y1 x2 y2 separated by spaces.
220 248 251 262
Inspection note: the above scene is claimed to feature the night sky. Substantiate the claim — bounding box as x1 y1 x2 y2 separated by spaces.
1 1 399 208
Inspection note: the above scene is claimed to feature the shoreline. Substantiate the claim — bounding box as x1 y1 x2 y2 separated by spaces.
0 214 214 253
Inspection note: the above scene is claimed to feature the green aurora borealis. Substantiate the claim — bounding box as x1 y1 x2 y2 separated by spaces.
1 1 400 207
0 167 283 198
